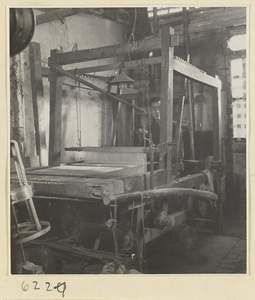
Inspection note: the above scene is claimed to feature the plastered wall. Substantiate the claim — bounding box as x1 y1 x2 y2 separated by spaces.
10 11 124 165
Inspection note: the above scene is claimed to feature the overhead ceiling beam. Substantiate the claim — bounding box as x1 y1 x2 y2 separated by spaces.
156 7 246 25
157 7 246 46
36 8 88 25
36 8 129 25
51 30 176 66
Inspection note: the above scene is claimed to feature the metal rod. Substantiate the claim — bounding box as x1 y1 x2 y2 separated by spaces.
55 66 146 114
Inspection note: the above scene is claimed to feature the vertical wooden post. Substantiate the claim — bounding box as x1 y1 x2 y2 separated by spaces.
136 206 145 271
183 8 195 159
101 97 113 146
160 26 174 184
29 42 47 166
188 82 196 159
48 49 63 166
153 8 159 37
212 78 222 161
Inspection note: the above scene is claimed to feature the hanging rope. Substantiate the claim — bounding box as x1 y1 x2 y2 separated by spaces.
75 75 82 148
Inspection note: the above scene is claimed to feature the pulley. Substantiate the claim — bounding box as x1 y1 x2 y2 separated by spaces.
10 8 35 56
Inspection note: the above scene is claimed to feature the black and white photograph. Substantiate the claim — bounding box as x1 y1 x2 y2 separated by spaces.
9 6 247 277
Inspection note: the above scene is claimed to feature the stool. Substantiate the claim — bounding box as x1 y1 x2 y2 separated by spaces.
10 140 50 266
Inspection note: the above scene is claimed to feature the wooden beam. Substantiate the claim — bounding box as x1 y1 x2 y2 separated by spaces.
111 187 218 206
70 63 118 75
65 146 147 153
212 77 222 161
153 7 159 36
183 8 195 160
36 8 88 25
42 57 162 77
54 33 176 66
36 8 72 25
42 66 50 77
124 56 161 70
173 57 221 88
157 7 246 28
48 49 63 166
157 7 246 45
29 42 47 166
160 27 174 184
55 66 145 114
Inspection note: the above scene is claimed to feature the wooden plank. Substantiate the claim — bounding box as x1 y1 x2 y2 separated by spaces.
25 163 147 179
83 151 147 167
12 173 124 201
160 27 174 184
32 240 116 261
173 57 222 88
48 49 63 166
29 42 47 166
101 97 113 146
65 146 147 153
54 34 176 66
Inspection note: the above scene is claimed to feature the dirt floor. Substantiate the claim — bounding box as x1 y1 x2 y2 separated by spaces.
145 195 246 274
55 200 246 274
19 195 246 275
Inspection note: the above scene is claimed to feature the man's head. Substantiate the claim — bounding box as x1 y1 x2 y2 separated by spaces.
151 100 161 121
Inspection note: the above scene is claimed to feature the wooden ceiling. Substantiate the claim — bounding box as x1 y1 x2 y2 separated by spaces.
35 8 130 25
35 7 246 44
156 7 246 44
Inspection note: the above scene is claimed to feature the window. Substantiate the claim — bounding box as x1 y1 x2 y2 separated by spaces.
228 34 246 51
230 56 246 139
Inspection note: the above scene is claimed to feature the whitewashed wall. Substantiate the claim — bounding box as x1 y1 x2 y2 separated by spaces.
11 11 124 165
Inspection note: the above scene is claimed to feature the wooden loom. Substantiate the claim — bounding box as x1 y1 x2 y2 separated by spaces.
11 27 225 273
